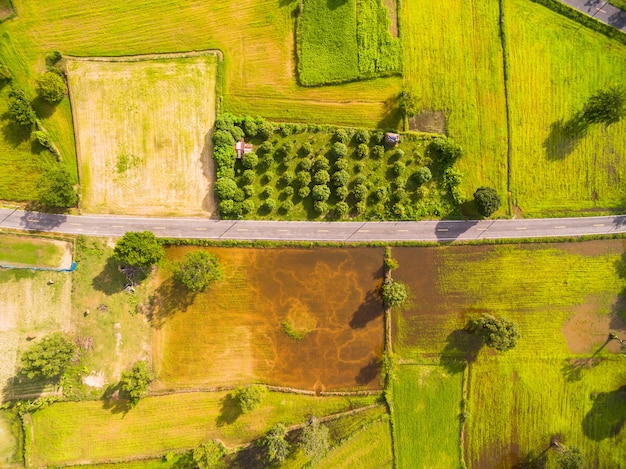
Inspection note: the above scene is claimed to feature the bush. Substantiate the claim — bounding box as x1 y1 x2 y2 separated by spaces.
242 199 255 213
299 158 313 171
258 142 274 156
192 440 226 469
313 155 330 171
281 170 295 185
243 185 255 198
371 145 385 159
241 152 258 169
33 130 57 154
353 128 370 144
283 186 295 196
353 184 368 201
393 161 406 177
300 142 313 157
257 120 275 140
335 185 349 200
214 178 238 200
467 314 520 352
262 171 274 184
412 167 432 186
356 143 369 159
313 170 330 185
296 171 311 187
213 129 236 148
38 167 77 208
371 130 384 144
473 186 501 217
8 91 36 127
20 333 76 379
275 142 293 160
232 385 267 413
45 50 62 66
331 169 349 187
218 199 237 217
260 153 275 169
298 186 311 198
280 200 294 214
242 169 256 185
36 71 65 103
373 186 388 202
313 201 328 214
430 137 463 167
262 424 290 463
381 279 407 307
334 128 349 143
335 158 349 171
173 252 221 292
120 361 157 407
261 198 276 211
355 201 366 214
312 184 330 201
353 173 367 185
335 201 349 218
260 186 274 199
332 142 348 158
114 231 164 267
300 418 329 462
242 116 258 138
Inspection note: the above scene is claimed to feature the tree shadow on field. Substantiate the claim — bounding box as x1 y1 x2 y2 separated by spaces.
561 336 611 382
511 449 548 469
148 278 197 329
216 392 242 427
439 329 483 374
377 93 403 130
1 116 31 148
101 382 130 416
31 96 57 120
614 251 626 322
355 356 380 385
1 373 50 402
92 257 127 295
582 385 626 441
543 112 589 160
349 290 383 329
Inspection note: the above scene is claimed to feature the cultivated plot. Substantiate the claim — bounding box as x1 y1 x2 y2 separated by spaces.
0 234 72 269
153 247 385 391
66 55 218 216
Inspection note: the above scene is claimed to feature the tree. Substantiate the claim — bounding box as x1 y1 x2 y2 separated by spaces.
36 71 66 103
335 201 349 218
232 385 266 413
173 251 221 292
312 184 330 201
214 177 238 200
120 361 156 407
583 86 626 126
399 90 420 118
558 446 583 469
8 92 36 127
429 137 462 167
412 167 432 186
113 231 164 268
192 440 226 469
468 314 520 352
262 424 290 463
300 418 329 462
38 167 78 208
20 333 76 379
381 279 407 307
474 186 501 217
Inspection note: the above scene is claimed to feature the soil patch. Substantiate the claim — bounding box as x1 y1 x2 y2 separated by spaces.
0 0 14 22
562 305 626 354
153 247 385 391
408 110 447 134
83 372 105 389
381 0 398 38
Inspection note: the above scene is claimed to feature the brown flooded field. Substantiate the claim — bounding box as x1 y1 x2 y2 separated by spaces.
153 247 385 391
392 240 626 359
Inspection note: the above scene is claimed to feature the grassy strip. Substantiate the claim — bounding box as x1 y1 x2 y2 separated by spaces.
391 365 463 468
607 0 626 10
528 0 626 45
0 234 66 268
26 391 377 466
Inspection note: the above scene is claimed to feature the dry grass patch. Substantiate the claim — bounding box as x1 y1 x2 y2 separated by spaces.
66 55 218 216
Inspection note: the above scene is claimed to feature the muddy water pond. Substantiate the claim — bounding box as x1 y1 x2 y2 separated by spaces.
153 247 385 391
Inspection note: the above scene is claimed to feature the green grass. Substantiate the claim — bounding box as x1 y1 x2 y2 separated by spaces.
401 0 509 205
504 0 626 216
0 410 19 467
0 234 67 268
391 365 463 469
466 356 626 468
607 0 626 10
26 391 377 466
393 241 625 359
297 0 401 85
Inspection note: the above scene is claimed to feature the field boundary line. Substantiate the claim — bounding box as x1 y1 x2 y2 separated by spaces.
149 385 380 397
499 0 513 216
64 49 224 62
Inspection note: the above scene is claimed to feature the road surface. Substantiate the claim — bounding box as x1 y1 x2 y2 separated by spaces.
1 208 625 242
562 0 626 32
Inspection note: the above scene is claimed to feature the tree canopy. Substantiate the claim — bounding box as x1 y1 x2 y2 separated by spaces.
113 231 164 267
300 418 329 462
120 361 156 407
36 71 66 103
231 385 266 414
468 314 520 352
173 251 221 292
8 90 36 127
381 279 407 308
583 86 626 126
20 333 76 379
473 186 501 217
38 167 78 208
559 446 584 469
262 423 290 463
192 440 226 469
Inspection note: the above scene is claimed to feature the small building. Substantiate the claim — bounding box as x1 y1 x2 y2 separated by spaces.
234 138 254 159
384 132 400 146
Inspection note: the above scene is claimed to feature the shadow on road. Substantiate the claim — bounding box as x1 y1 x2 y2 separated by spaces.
609 9 626 29
20 209 67 231
435 219 478 241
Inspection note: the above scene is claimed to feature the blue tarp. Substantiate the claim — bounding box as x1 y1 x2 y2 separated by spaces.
0 261 77 272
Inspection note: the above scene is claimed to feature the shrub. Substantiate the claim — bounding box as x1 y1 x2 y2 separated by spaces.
467 314 520 352
275 142 293 160
257 121 275 140
334 128 349 143
36 71 65 103
353 162 365 173
299 158 313 171
243 185 255 198
261 198 276 212
412 167 432 186
313 201 328 214
192 440 226 469
260 153 275 169
8 92 36 127
232 385 267 413
430 137 463 167
258 141 274 156
335 158 349 171
371 130 384 144
214 177 238 200
393 149 405 160
120 361 157 407
353 184 368 201
353 173 367 185
283 186 295 196
20 333 76 379
281 170 295 185
399 90 420 117
296 171 311 187
300 418 329 462
313 170 330 185
373 186 388 202
242 116 258 138
298 186 311 198
335 185 349 200
356 143 369 159
260 186 274 199
262 424 290 463
393 177 406 191
242 199 255 213
242 169 256 185
45 50 62 66
114 231 164 267
262 171 275 184
331 169 349 187
312 184 330 201
173 251 221 292
218 199 238 217
392 161 406 177
335 201 349 218
381 279 407 307
371 145 385 159
34 130 56 153
280 200 294 214
355 201 367 214
474 186 501 217
300 142 313 157
38 167 78 208
353 128 370 144
313 155 330 171
332 142 348 158
241 152 258 169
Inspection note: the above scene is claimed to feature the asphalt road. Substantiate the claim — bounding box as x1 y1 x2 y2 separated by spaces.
1 208 625 242
562 0 626 31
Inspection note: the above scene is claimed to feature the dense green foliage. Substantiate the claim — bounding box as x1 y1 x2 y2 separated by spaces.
261 423 290 463
429 137 463 167
37 167 78 208
473 186 501 217
231 385 267 414
583 86 626 126
381 278 407 307
468 314 520 352
35 71 66 103
173 251 221 292
300 418 330 462
559 446 584 469
113 231 164 267
297 0 401 85
7 90 36 127
120 361 156 407
20 333 76 379
191 440 226 469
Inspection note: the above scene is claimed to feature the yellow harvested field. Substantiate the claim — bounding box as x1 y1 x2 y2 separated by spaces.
66 54 218 216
